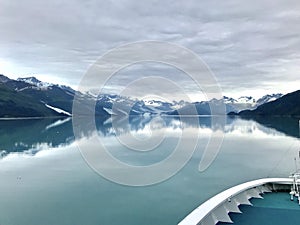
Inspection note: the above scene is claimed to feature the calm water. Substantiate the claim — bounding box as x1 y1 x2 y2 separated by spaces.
0 116 299 225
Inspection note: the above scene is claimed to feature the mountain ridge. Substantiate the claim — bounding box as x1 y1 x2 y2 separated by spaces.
0 74 296 117
231 90 300 117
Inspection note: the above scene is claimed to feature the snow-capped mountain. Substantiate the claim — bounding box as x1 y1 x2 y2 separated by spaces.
142 99 180 112
237 96 256 104
57 84 76 95
0 76 77 117
0 74 287 117
223 94 283 112
223 96 237 104
238 90 300 117
95 95 185 116
17 76 51 88
256 94 283 106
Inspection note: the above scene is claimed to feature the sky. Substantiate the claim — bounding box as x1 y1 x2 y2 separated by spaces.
0 0 299 101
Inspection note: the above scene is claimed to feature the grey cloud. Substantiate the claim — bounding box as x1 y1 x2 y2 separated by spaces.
0 0 299 100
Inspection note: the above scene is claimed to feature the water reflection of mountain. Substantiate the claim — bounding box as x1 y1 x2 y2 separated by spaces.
0 118 74 155
238 116 300 138
96 115 300 140
96 116 228 137
0 115 298 158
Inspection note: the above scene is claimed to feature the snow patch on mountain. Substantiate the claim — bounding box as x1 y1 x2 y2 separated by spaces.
45 104 72 116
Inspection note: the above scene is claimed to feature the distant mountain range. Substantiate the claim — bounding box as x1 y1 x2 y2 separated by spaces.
223 94 283 112
0 74 297 118
231 90 300 117
166 94 284 116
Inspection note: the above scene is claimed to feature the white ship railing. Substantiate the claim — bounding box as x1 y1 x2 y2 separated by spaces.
178 178 294 225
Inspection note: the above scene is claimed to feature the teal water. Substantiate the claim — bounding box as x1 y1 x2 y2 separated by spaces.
0 116 299 225
218 192 300 225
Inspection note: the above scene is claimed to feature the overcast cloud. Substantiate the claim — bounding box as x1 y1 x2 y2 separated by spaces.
0 0 299 100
